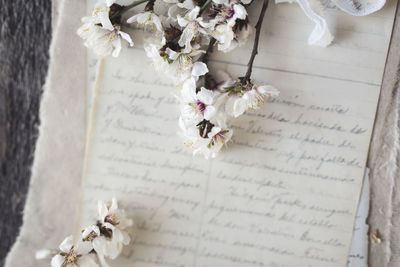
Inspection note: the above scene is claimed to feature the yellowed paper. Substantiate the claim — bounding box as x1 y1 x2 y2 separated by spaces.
80 1 397 267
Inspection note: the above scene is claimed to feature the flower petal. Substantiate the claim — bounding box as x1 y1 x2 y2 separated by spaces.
187 6 200 20
119 31 134 46
93 236 108 255
51 255 64 267
82 225 100 240
79 255 100 267
148 13 163 32
111 36 122 57
59 236 73 253
233 98 248 117
99 11 114 31
204 106 216 120
76 239 94 255
182 79 197 102
98 200 109 221
191 62 209 77
197 87 214 105
97 254 111 267
233 4 247 20
257 85 280 96
105 0 115 7
126 14 140 23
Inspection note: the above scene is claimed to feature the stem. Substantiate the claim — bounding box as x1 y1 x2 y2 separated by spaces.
109 0 149 20
243 0 269 82
199 38 217 90
200 0 212 13
201 38 216 65
122 0 149 12
144 0 156 11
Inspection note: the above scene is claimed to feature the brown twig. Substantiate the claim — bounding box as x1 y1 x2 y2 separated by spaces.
242 0 269 83
201 38 217 65
144 0 156 11
109 0 149 21
200 0 213 14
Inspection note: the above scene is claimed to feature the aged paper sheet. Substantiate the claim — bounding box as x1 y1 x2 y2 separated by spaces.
79 1 397 267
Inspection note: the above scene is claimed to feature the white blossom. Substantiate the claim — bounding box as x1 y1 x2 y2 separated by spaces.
37 198 133 267
92 198 133 259
145 44 202 84
165 1 196 25
227 3 247 26
177 6 212 50
77 0 283 158
92 0 115 31
181 81 217 121
212 0 248 26
164 0 196 10
82 224 101 242
212 21 252 52
164 48 207 83
77 0 133 57
98 198 133 230
205 125 233 158
92 225 131 260
212 24 236 52
179 117 232 159
225 83 279 117
50 236 98 267
209 1 251 52
127 11 163 32
191 61 209 77
78 23 133 57
144 43 169 71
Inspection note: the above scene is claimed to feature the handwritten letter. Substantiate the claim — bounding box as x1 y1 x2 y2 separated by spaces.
81 1 397 266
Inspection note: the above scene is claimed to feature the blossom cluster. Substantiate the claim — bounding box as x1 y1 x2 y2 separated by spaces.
36 198 132 267
78 0 279 158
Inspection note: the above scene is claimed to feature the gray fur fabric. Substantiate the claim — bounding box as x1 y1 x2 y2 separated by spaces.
0 0 51 266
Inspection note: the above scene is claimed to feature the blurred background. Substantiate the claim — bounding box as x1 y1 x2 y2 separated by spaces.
0 1 52 265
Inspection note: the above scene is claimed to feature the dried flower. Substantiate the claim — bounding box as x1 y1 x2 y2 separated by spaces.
181 83 217 121
37 198 132 267
78 0 280 158
225 81 279 117
77 0 133 57
50 236 98 267
127 11 163 32
92 198 133 259
179 116 232 158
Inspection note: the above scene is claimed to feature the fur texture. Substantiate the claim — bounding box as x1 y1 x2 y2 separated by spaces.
0 1 51 266
4 1 87 266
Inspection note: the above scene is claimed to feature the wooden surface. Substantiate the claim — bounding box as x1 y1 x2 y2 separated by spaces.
367 1 400 266
0 1 51 266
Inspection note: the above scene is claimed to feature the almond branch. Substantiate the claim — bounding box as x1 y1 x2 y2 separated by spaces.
242 0 269 83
